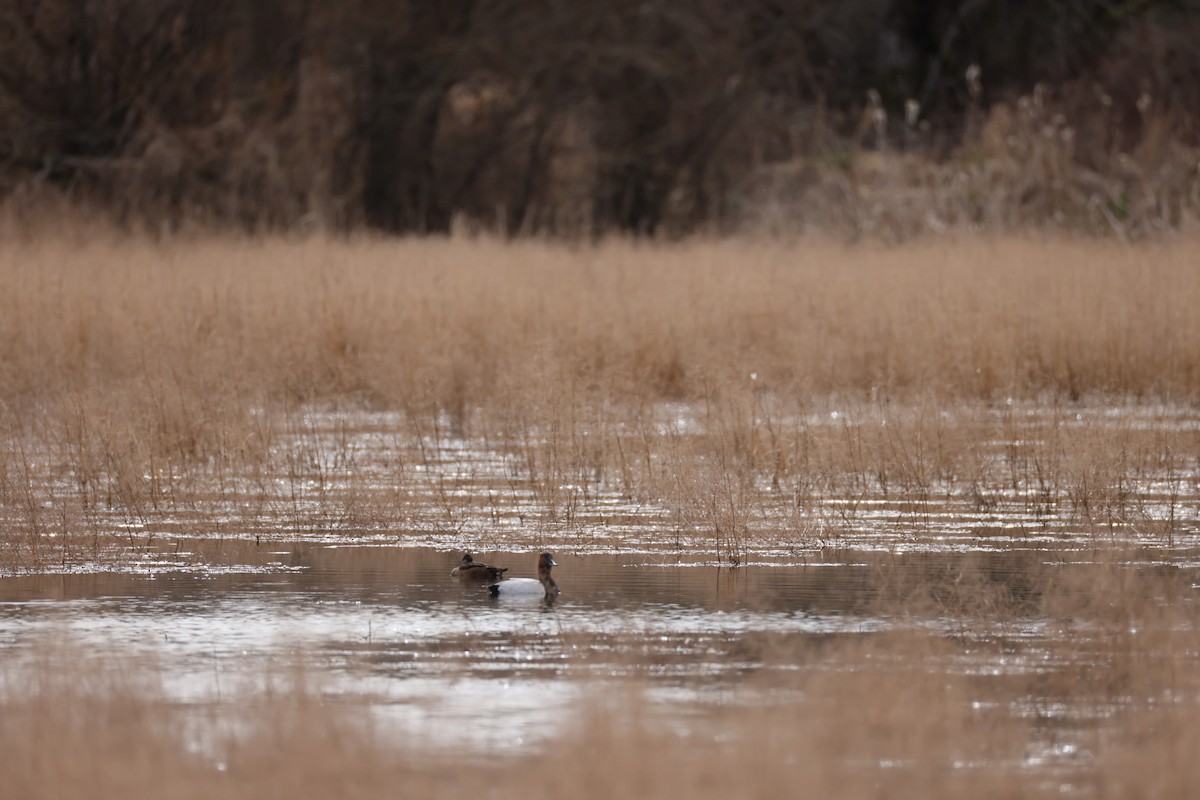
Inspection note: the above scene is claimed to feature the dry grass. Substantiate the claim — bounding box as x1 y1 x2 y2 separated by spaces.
1 235 1199 567
3 234 1198 409
742 70 1200 242
3 234 1199 797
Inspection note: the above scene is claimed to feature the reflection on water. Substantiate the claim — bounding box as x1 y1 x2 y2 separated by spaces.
6 404 1200 574
3 402 1200 791
1 544 1197 767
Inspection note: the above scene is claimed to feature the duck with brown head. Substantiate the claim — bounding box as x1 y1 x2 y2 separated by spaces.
450 553 508 582
488 552 559 599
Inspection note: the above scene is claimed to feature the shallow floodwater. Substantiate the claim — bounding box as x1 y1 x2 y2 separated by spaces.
2 543 1197 775
8 404 1200 569
3 402 1200 792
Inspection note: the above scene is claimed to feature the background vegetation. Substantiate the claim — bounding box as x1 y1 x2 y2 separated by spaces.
3 7 1199 793
2 238 1197 568
2 0 1199 238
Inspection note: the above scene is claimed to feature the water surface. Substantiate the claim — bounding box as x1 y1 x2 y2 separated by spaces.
3 543 1196 766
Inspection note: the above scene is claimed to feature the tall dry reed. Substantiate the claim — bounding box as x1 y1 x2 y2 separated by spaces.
1 235 1198 566
3 235 1198 414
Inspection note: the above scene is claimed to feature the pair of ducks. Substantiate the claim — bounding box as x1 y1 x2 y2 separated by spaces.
451 552 559 598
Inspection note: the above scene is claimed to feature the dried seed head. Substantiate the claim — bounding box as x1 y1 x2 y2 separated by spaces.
873 107 888 147
905 98 920 127
965 64 982 99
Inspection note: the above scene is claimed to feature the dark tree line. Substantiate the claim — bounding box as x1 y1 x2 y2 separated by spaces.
1 0 1196 235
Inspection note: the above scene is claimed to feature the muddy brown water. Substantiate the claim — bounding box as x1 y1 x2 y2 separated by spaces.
2 542 1197 772
3 404 1200 790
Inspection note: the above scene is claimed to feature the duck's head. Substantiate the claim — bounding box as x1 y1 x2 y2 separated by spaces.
537 552 560 595
460 553 475 566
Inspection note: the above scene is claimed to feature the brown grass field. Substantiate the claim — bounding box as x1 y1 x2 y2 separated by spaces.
2 234 1200 798
3 234 1198 416
2 234 1199 564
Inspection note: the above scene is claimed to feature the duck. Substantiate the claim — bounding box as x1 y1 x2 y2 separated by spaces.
488 552 559 599
450 553 508 582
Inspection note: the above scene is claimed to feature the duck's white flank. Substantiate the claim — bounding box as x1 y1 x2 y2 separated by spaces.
489 552 559 599
490 578 548 596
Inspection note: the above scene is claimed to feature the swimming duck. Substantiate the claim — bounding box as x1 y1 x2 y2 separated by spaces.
488 552 559 599
450 553 508 582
